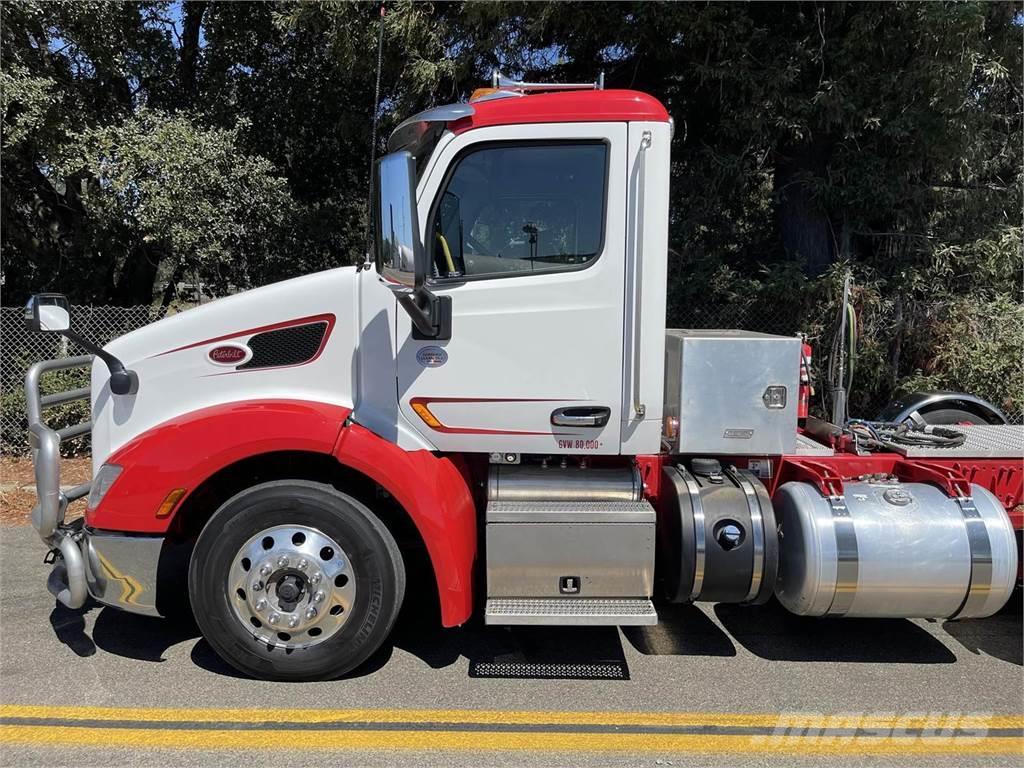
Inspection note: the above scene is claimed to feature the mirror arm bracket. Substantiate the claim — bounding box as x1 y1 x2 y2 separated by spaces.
398 288 451 341
63 330 138 395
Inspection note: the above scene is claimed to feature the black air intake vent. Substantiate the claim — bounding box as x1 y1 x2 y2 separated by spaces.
238 322 327 370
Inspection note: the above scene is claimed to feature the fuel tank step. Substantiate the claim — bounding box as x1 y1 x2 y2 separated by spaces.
484 598 658 626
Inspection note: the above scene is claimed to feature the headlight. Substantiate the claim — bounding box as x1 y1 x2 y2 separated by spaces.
87 464 122 510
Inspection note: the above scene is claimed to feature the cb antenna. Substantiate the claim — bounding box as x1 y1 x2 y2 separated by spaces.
361 2 386 271
828 273 855 425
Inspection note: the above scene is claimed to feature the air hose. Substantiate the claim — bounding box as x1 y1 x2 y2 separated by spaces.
846 420 966 452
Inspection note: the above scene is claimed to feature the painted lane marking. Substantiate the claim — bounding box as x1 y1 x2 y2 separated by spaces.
0 707 1020 755
2 717 1020 738
1 726 1021 755
1 705 1021 729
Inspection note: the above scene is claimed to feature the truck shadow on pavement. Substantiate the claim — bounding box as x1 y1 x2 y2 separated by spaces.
48 591 1021 681
622 603 737 657
941 595 1023 666
714 600 958 664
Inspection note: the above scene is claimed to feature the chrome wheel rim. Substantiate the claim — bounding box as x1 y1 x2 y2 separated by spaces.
228 524 355 648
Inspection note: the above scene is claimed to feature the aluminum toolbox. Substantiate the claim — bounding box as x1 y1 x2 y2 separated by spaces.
486 501 655 599
664 329 801 455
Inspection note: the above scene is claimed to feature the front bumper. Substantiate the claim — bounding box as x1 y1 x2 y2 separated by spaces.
25 356 164 617
84 528 164 616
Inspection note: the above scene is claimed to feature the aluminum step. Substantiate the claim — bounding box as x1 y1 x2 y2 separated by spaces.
795 432 835 456
485 597 658 626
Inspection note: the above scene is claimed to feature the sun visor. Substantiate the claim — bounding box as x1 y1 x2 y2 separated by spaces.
387 103 475 154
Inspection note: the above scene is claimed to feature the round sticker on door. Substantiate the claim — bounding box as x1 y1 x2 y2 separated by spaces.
416 346 448 368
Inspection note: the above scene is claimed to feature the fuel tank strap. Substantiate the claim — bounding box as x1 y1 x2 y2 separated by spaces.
725 467 764 603
825 495 858 616
949 496 993 620
677 468 706 601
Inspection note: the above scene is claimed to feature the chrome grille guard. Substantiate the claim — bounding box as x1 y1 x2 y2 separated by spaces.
24 355 93 608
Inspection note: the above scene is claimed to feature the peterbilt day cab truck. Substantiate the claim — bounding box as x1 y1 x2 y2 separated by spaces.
23 76 1023 681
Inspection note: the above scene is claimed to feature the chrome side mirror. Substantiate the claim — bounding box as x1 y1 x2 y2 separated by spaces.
24 294 71 333
23 292 138 396
374 151 451 340
375 151 424 289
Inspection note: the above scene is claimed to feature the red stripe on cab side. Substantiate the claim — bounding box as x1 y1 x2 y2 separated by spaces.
408 396 577 436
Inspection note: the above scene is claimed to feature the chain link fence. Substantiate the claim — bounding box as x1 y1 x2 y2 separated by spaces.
2 298 1019 455
1 305 165 454
671 295 1023 426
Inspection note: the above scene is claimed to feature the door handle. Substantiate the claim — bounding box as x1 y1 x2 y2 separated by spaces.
551 406 611 428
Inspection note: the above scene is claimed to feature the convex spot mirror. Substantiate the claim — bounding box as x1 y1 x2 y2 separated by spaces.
24 293 71 333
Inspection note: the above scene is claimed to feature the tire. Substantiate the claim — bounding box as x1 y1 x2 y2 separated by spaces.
916 407 989 426
189 480 405 681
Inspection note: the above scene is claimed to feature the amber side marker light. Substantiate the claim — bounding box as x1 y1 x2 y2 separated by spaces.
156 488 187 518
411 402 442 429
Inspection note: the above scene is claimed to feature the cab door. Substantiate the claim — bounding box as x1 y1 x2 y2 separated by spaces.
395 122 628 455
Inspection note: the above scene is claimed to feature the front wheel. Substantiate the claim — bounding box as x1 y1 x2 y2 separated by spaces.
189 480 405 681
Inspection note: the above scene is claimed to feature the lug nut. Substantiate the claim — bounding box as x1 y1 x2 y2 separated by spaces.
268 613 280 625
297 559 308 570
288 616 299 629
277 556 290 568
252 581 263 592
313 590 325 603
259 564 272 576
310 573 322 585
255 598 267 611
305 606 318 620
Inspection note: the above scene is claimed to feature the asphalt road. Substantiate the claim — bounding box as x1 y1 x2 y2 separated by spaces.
1 523 1021 767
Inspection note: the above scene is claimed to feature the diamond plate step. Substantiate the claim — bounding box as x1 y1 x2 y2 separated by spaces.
889 424 1024 458
484 597 658 626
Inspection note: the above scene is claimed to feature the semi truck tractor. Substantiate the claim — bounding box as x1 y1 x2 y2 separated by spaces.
23 75 1023 681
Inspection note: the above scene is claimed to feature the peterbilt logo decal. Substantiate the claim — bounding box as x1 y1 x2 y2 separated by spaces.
208 343 251 365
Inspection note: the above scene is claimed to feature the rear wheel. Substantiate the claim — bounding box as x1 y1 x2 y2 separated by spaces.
189 480 405 681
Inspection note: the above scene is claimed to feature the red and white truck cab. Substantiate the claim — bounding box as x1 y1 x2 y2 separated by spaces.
23 76 1023 681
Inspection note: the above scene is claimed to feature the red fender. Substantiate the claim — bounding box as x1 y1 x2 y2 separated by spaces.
333 423 477 627
87 399 477 627
87 400 351 533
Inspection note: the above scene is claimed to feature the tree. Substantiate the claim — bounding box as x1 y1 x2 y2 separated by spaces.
1 1 1020 414
53 110 293 306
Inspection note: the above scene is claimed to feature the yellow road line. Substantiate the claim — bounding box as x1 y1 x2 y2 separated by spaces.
1 704 1021 730
1 726 1022 756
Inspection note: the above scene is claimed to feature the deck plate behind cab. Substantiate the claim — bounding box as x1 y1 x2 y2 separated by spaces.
887 424 1024 458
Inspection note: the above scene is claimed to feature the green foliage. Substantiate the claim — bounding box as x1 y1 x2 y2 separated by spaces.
0 366 91 457
1 0 1020 419
899 295 1024 417
0 62 58 146
53 110 294 296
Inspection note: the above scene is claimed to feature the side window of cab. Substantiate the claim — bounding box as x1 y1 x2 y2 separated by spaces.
430 142 608 280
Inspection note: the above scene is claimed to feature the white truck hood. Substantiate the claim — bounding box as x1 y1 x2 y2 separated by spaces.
90 267 361 472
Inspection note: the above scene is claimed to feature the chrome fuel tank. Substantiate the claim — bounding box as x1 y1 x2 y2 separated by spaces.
774 480 1017 619
488 465 643 503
